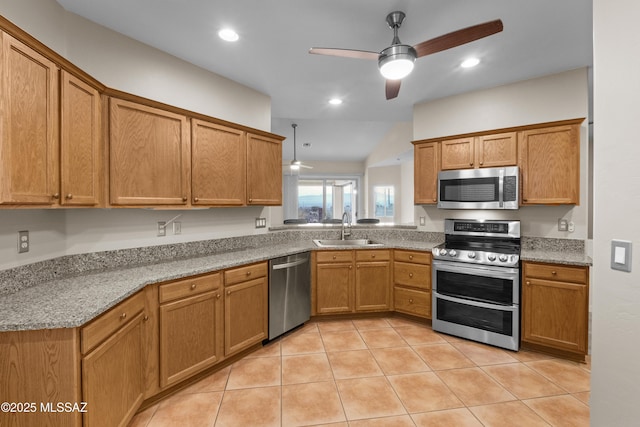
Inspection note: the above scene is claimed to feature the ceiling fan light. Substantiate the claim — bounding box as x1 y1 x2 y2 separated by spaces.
378 45 416 80
461 57 480 68
290 163 300 171
218 28 239 42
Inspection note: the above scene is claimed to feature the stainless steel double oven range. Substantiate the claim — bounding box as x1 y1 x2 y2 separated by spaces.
432 219 521 351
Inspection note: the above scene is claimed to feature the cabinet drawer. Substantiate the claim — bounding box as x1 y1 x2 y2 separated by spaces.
394 262 431 289
316 250 354 263
394 250 431 265
356 249 391 261
524 262 588 283
81 291 145 354
225 262 268 286
159 273 222 303
394 287 431 318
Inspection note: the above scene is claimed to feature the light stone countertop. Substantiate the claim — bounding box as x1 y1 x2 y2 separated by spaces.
0 239 443 332
0 230 591 333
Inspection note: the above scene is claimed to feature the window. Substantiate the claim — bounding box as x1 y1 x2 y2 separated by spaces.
373 186 394 219
296 178 358 223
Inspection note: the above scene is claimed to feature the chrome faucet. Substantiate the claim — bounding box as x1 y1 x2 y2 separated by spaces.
341 211 351 240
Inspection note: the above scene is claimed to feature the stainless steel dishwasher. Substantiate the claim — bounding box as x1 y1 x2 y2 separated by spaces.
268 252 311 340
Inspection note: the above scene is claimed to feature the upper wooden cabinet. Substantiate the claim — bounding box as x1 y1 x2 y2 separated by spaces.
247 133 282 205
476 132 518 168
0 32 59 205
441 137 475 170
440 133 517 170
191 119 246 206
109 98 190 206
60 71 102 206
519 122 581 205
413 141 440 204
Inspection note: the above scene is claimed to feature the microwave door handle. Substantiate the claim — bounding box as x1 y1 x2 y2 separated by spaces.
498 170 504 208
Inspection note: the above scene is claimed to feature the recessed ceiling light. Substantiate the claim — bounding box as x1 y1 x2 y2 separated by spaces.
461 57 480 68
329 98 343 105
218 28 239 42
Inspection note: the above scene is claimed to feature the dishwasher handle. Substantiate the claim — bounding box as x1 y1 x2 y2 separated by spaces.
271 257 309 270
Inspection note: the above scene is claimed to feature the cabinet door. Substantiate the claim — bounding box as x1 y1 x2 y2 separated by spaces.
355 261 390 311
316 262 354 314
519 124 580 204
191 119 246 206
60 71 101 206
414 142 440 204
247 133 282 205
160 291 223 388
0 32 59 205
82 312 144 427
441 137 475 170
224 277 268 356
522 278 588 354
109 98 190 205
476 132 517 168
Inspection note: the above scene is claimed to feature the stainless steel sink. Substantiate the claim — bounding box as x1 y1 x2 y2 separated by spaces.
313 239 384 247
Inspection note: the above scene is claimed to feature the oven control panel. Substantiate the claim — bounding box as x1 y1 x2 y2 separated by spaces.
432 246 519 267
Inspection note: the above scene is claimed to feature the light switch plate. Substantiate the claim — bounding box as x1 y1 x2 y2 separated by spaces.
611 239 632 272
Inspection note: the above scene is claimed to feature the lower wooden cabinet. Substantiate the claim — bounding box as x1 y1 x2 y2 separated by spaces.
316 250 355 314
224 262 268 356
522 261 589 357
315 249 391 314
81 291 146 427
158 273 223 388
355 250 391 311
393 250 432 318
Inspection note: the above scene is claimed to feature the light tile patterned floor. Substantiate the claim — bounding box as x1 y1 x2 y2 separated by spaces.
129 316 590 427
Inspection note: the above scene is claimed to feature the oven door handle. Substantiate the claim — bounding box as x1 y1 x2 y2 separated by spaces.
432 260 519 278
434 291 518 312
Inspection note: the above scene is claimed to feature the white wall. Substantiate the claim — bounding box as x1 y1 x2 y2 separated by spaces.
412 68 590 239
591 0 640 423
0 0 274 270
400 161 415 225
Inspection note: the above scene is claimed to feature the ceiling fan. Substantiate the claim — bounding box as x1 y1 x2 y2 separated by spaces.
284 123 313 171
309 11 503 100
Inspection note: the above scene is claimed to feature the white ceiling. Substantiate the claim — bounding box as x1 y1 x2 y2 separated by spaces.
56 0 593 163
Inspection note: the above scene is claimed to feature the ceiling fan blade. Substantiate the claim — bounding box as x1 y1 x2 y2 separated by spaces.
299 164 313 169
309 47 379 60
386 79 401 100
413 19 503 58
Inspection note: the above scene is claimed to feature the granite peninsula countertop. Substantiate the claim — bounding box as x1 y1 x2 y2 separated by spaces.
0 230 590 332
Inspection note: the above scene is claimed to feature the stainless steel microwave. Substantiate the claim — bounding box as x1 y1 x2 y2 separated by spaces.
437 166 519 210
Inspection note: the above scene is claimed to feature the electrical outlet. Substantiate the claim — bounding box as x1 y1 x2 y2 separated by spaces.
419 217 426 226
173 222 181 235
558 218 568 231
18 230 29 253
568 221 575 232
157 221 166 237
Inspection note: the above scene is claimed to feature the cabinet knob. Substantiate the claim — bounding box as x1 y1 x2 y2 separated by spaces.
182 196 187 202
333 256 337 260
371 254 376 258
470 162 473 166
52 193 60 199
248 198 253 202
349 265 353 270
523 198 528 202
191 283 196 289
143 315 149 322
479 161 483 166
120 313 127 320
409 298 414 304
433 198 436 202
409 255 413 260
526 281 531 285
65 193 73 199
227 290 231 296
409 273 413 278
551 271 557 275
216 294 221 299
194 197 199 202
246 271 251 276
